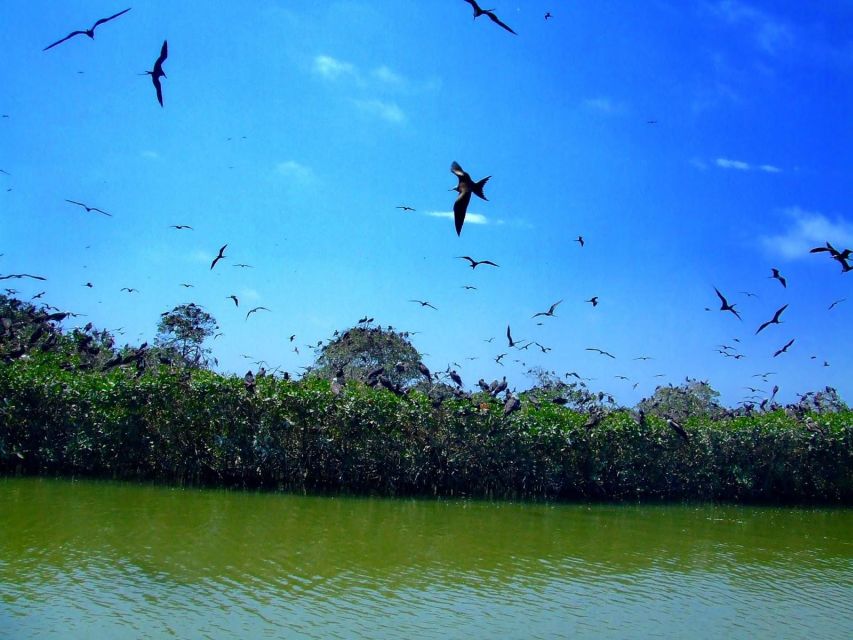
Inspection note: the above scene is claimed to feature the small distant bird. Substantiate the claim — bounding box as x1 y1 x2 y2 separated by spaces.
289 334 296 342
769 268 787 288
0 169 10 176
586 348 615 358
245 306 270 320
450 162 490 236
409 299 437 310
461 285 478 290
646 120 658 125
227 295 239 307
828 298 846 310
714 287 741 320
457 255 499 269
740 291 758 298
494 353 506 365
585 296 599 307
42 7 132 51
396 205 415 212
544 12 553 20
633 356 653 361
233 263 253 268
66 199 111 216
210 244 227 270
145 40 168 107
532 300 562 318
83 282 93 288
575 236 584 247
773 338 795 358
461 0 517 35
169 225 193 230
0 273 47 281
755 304 788 335
179 283 194 288
120 287 139 293
506 325 520 348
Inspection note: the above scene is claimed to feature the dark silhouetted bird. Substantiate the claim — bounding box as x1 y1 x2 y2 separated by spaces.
810 242 852 272
586 348 615 358
409 299 437 310
450 162 490 236
0 273 46 281
396 205 415 212
145 40 168 107
449 370 463 387
575 235 584 247
714 287 741 320
755 304 788 335
66 199 111 216
210 244 227 270
169 225 193 230
532 300 562 318
227 295 239 307
773 338 795 357
585 297 599 307
828 298 846 310
457 255 498 269
461 0 517 35
245 306 270 320
769 268 787 288
43 8 132 51
503 393 521 416
120 287 139 293
667 418 689 443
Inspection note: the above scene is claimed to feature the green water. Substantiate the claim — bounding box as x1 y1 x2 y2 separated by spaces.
1 478 851 639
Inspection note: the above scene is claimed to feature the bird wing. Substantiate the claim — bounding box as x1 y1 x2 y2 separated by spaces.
756 320 771 335
714 287 728 307
549 300 563 314
506 325 513 345
153 76 164 107
485 10 517 34
91 207 112 216
65 199 86 208
156 40 168 66
462 0 481 12
773 304 788 322
450 161 469 180
92 8 132 29
479 260 499 267
453 190 472 236
210 256 221 270
43 31 87 51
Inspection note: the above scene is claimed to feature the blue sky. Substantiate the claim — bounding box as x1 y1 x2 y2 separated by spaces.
1 0 851 407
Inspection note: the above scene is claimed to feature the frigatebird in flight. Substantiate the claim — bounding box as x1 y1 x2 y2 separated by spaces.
246 306 270 320
714 287 741 320
773 338 795 358
575 236 584 247
461 0 517 35
769 268 787 288
585 296 599 307
210 244 227 270
145 40 168 107
0 273 46 281
586 348 615 358
532 300 562 318
409 300 437 310
755 304 788 335
810 242 852 273
169 225 193 230
42 8 132 51
506 325 521 348
457 256 499 269
66 199 112 216
396 205 415 212
227 295 239 307
450 161 490 236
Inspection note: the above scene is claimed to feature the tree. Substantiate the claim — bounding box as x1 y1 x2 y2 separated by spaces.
309 325 424 388
522 366 617 411
155 303 217 368
637 378 725 421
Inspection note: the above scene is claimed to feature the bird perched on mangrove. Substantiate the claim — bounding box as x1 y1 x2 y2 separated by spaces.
145 40 168 107
461 0 517 35
449 370 463 387
43 8 132 51
450 162 490 236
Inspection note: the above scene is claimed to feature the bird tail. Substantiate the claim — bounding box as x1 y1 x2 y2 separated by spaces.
473 176 490 200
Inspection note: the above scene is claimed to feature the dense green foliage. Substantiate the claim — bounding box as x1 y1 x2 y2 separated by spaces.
1 354 850 503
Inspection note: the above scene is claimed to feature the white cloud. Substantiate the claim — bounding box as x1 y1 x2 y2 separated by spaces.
141 150 160 160
240 288 261 302
353 99 405 124
275 160 315 182
425 211 488 225
690 157 709 170
711 1 794 55
582 97 625 115
759 164 781 173
716 157 751 170
312 55 356 80
372 65 404 86
760 207 853 259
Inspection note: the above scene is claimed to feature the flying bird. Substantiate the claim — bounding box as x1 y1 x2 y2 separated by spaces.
66 199 111 216
810 242 852 272
828 298 846 310
450 161 490 236
42 7 132 51
396 205 415 212
210 244 227 270
461 0 517 35
769 268 787 288
714 287 741 320
179 283 194 288
585 296 599 307
120 287 139 293
773 338 795 358
233 263 253 268
227 295 239 307
457 256 499 269
461 285 478 290
169 224 193 230
755 304 788 335
506 325 520 348
245 306 270 320
532 300 562 318
575 236 584 247
145 40 168 107
409 299 437 310
544 12 553 20
586 348 615 358
0 273 47 281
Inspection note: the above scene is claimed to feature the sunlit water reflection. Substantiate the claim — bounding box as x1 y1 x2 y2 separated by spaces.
1 478 851 638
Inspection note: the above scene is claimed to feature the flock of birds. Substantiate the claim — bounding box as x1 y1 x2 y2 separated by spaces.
2 3 851 414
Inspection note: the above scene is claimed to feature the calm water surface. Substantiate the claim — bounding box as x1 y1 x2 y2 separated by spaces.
1 478 851 639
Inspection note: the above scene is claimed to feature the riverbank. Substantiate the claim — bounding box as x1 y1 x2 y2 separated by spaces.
1 355 851 503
